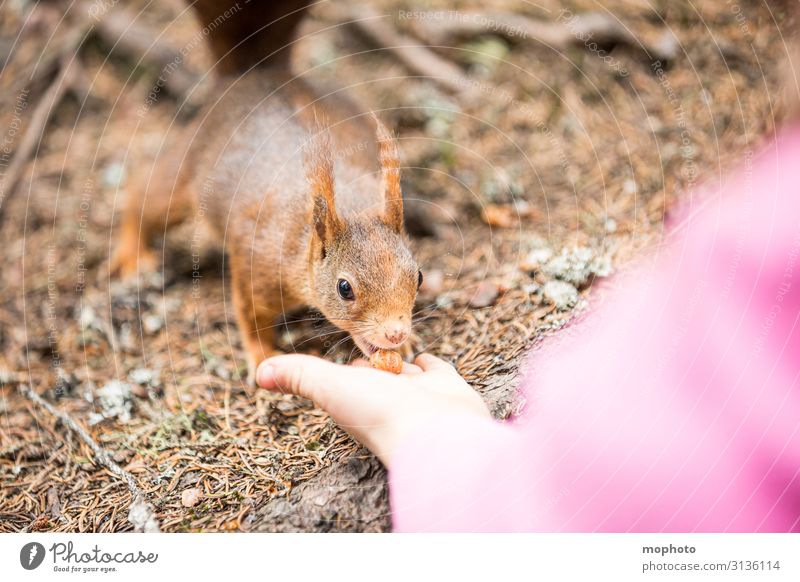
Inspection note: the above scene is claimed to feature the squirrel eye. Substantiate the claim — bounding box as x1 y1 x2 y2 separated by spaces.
417 270 423 290
337 279 355 301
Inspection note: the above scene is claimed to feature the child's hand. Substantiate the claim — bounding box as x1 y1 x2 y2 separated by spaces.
256 353 491 466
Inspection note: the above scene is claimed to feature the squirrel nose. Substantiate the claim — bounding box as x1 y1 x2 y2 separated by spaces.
383 322 408 345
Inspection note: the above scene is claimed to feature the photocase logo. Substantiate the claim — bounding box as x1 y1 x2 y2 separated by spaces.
20 542 46 570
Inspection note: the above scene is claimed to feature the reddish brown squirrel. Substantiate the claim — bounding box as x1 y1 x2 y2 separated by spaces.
112 0 421 383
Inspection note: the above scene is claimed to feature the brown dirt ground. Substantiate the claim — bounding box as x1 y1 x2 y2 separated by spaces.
0 0 794 531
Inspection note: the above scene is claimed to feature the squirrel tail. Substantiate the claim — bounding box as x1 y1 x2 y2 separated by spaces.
189 0 313 74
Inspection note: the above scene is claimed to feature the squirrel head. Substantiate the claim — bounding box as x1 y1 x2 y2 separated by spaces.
305 115 420 357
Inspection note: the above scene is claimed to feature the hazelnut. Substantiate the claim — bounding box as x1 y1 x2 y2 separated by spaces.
369 349 403 374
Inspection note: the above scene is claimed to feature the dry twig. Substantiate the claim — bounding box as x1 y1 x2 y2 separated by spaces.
18 385 161 532
338 5 469 94
409 10 679 64
0 56 77 224
92 6 199 96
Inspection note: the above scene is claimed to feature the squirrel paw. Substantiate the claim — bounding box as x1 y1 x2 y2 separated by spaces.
244 348 274 387
110 245 159 281
246 365 258 388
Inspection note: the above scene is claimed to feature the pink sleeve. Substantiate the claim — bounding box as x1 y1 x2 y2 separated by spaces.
390 127 800 532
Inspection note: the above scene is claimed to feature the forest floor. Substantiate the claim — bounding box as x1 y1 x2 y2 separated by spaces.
0 0 792 531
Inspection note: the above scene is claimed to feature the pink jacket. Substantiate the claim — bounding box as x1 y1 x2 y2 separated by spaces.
390 125 800 532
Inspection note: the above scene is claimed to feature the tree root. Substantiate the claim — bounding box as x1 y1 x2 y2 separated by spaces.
409 10 679 64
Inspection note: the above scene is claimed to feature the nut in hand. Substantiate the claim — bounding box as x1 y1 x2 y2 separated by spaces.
369 349 403 374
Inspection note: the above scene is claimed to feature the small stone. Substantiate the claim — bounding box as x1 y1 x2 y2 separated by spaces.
623 179 637 194
464 36 510 70
79 306 99 331
468 281 500 308
654 28 680 64
543 280 579 311
142 315 163 335
102 162 126 188
181 488 203 508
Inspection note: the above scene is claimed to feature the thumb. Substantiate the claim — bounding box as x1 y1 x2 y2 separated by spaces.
256 354 360 405
414 352 457 373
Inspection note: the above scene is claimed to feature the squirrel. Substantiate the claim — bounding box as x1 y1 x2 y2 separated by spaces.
111 0 421 384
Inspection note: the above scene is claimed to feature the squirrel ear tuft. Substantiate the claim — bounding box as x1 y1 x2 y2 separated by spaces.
305 123 340 248
372 112 404 233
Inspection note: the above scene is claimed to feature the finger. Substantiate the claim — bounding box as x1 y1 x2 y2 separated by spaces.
351 358 370 368
401 362 423 375
414 353 456 373
257 354 368 405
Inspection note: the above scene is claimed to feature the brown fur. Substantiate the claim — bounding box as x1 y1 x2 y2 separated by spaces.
111 6 419 383
191 0 312 74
